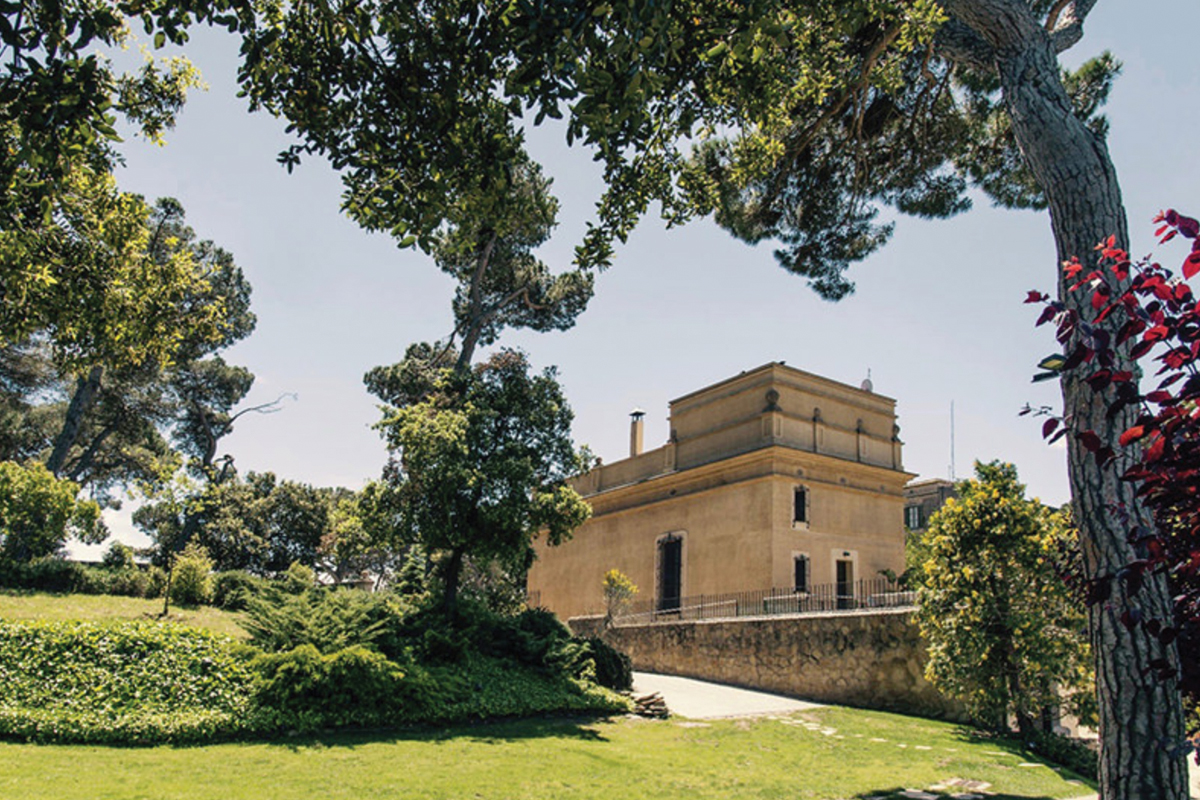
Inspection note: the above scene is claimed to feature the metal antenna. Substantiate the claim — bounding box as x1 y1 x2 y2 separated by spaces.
949 401 957 481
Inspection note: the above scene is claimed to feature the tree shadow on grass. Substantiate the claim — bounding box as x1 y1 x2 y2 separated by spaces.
851 792 1073 800
261 714 614 753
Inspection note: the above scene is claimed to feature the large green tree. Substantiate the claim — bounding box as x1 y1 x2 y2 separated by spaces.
915 461 1093 734
137 471 339 575
373 349 591 613
0 197 258 505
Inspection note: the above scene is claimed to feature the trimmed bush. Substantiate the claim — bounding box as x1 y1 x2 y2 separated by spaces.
0 558 164 598
7 558 86 592
0 620 257 744
170 543 214 606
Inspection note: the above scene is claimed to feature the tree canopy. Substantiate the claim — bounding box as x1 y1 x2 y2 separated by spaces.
915 461 1092 734
372 349 591 611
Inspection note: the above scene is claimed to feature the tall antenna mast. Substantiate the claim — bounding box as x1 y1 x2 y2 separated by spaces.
949 401 956 481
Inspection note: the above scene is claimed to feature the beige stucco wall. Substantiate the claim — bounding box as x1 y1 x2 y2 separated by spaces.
529 473 777 620
527 363 913 621
529 447 909 619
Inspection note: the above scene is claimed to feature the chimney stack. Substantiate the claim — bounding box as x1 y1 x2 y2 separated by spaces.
629 408 646 457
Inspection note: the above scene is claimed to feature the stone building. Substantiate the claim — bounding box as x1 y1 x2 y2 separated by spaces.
903 477 957 532
527 362 914 620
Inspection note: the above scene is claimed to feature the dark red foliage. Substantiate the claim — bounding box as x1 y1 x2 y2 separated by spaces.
1030 209 1200 714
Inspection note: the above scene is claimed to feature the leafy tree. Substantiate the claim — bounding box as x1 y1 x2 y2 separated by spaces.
602 568 637 628
0 460 103 563
915 461 1092 734
322 481 408 588
374 349 591 613
0 0 254 375
101 540 137 570
39 196 257 480
140 471 339 576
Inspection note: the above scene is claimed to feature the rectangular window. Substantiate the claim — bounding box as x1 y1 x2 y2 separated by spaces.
793 487 808 524
793 556 809 593
905 505 922 530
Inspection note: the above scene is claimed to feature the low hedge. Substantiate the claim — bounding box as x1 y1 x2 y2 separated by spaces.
0 620 257 744
0 619 631 745
0 559 165 598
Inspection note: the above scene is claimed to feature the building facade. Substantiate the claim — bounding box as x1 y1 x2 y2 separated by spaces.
903 477 957 533
527 362 914 620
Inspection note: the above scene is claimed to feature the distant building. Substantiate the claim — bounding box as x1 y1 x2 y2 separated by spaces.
902 477 957 533
527 362 914 620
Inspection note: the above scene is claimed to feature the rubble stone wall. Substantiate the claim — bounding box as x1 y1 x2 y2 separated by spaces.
569 609 962 719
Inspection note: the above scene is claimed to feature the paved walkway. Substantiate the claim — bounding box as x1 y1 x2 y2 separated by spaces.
631 671 823 719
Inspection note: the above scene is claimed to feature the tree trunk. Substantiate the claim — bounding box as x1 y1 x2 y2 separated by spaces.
441 546 464 615
45 365 103 476
951 4 1187 797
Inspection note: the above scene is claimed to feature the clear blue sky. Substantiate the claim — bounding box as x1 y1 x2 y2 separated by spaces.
88 1 1199 551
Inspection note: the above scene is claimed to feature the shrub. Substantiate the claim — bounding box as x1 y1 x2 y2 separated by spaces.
251 644 415 729
473 607 589 675
14 558 86 592
213 570 265 611
580 636 633 692
0 620 258 744
145 565 167 598
244 586 414 657
106 567 152 598
280 561 316 594
170 543 214 606
101 541 137 570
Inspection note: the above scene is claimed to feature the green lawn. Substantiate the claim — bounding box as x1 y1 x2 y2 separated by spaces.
0 591 248 639
0 592 1096 799
0 707 1095 800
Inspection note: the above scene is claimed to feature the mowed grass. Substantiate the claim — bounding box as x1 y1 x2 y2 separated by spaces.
0 707 1095 800
0 591 248 639
0 592 1095 799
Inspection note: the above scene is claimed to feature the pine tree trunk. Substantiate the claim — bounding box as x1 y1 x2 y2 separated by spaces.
950 4 1188 796
45 365 102 476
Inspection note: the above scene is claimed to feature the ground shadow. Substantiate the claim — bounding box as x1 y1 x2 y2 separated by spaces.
256 713 614 753
853 791 1068 800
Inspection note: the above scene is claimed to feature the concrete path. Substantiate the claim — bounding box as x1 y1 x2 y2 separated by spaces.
631 671 823 719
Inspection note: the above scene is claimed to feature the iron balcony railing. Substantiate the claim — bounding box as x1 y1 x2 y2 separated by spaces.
610 577 916 624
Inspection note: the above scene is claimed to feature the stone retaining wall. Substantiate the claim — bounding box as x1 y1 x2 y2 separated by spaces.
570 609 962 719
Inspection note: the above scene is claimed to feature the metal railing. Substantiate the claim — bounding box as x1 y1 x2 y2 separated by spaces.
612 578 915 625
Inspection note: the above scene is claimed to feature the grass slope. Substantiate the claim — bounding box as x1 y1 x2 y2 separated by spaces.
0 708 1095 800
0 591 247 638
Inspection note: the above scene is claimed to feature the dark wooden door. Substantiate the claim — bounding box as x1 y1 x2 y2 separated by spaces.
658 537 682 612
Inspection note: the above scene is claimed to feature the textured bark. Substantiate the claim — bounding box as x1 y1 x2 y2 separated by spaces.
45 365 103 477
940 2 1187 798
